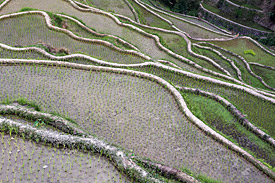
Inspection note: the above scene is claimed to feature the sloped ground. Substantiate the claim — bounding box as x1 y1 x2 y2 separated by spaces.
0 0 275 182
0 133 132 183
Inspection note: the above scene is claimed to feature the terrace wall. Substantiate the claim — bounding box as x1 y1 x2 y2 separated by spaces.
199 3 272 37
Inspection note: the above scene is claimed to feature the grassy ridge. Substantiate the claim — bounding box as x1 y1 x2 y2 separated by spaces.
182 92 275 168
209 39 275 68
251 65 275 88
0 0 275 181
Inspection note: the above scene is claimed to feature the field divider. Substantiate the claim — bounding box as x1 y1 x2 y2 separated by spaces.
0 11 151 61
193 43 243 81
141 0 232 35
123 0 140 23
240 36 275 57
224 0 263 13
70 0 264 85
1 57 275 101
0 59 275 180
0 117 164 183
135 0 275 55
56 13 140 51
199 3 271 35
2 0 273 59
157 59 182 69
126 0 236 43
0 104 203 183
0 43 149 66
250 62 275 71
116 14 240 80
198 42 275 91
191 43 233 76
134 158 201 183
135 0 235 40
70 0 238 76
177 86 275 148
124 0 236 77
135 0 275 56
0 0 10 10
0 104 86 136
132 0 175 28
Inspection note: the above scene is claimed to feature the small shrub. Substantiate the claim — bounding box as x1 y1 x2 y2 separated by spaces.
217 0 224 9
244 49 256 56
34 119 45 128
19 7 37 12
17 98 41 111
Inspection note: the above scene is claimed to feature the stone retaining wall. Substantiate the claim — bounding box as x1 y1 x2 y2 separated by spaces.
145 0 232 35
199 3 272 37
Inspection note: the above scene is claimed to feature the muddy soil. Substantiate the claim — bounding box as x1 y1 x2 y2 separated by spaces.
0 65 273 183
0 15 146 65
0 134 133 183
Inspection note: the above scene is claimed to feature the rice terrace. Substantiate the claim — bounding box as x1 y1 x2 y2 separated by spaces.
0 0 275 182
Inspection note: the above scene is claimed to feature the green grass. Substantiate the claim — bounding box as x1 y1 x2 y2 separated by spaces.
135 157 221 183
60 15 135 50
241 4 261 10
229 0 262 10
140 0 171 11
0 98 84 133
133 65 275 140
251 65 275 88
139 0 153 6
19 8 134 50
60 13 87 26
220 50 268 90
19 7 37 12
1 97 41 111
131 24 227 74
203 44 271 90
202 3 220 14
209 38 275 68
127 0 173 30
196 174 222 183
19 7 63 27
180 167 222 183
181 91 275 168
192 45 238 77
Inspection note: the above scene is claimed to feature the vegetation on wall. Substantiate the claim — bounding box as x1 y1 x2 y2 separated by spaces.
254 34 275 47
159 0 200 15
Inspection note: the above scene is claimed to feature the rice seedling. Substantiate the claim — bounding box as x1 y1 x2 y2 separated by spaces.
0 133 131 182
75 0 137 20
0 0 274 182
0 14 147 65
0 63 273 182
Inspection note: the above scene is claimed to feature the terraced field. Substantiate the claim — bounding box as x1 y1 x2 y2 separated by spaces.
0 0 275 182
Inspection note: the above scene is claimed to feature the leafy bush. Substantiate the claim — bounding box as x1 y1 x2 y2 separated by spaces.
260 34 275 46
217 0 224 9
19 7 37 12
159 0 200 15
235 8 243 19
34 119 45 127
47 12 63 27
244 49 256 56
